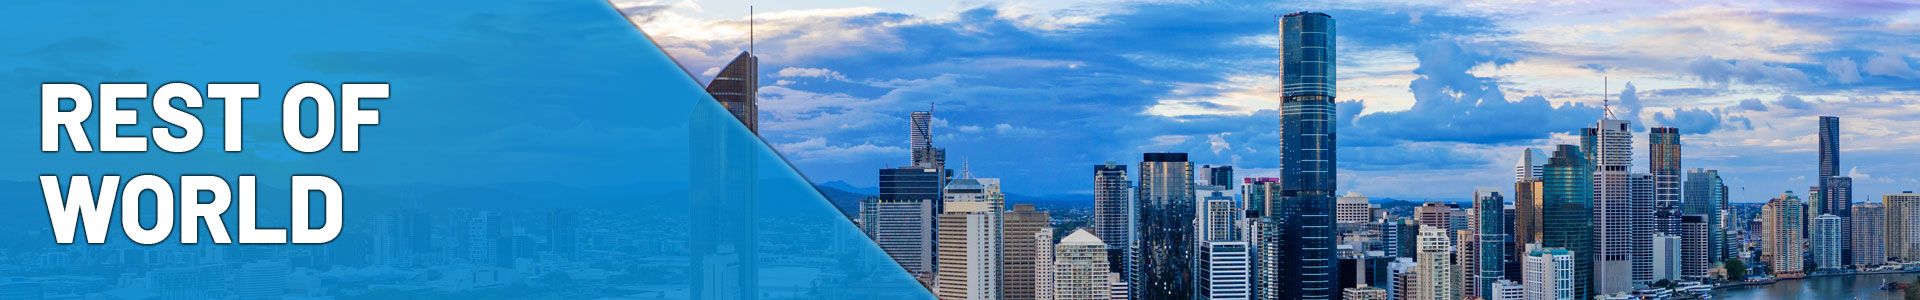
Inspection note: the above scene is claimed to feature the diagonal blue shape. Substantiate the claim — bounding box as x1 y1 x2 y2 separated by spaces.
0 0 932 298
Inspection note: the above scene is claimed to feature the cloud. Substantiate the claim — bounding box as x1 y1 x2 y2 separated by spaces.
772 67 849 80
774 137 907 163
1776 95 1813 110
1344 40 1600 145
1737 98 1770 111
1651 107 1727 134
1862 54 1918 78
1827 57 1862 84
1684 56 1813 86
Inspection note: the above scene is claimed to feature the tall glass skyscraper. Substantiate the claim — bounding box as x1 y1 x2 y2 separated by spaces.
1682 169 1727 263
1815 116 1852 265
706 51 758 133
1542 145 1594 300
1273 11 1339 300
1093 163 1132 277
1650 127 1682 236
1474 187 1510 300
1135 153 1195 299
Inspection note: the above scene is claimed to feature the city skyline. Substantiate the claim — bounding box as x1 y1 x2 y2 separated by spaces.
632 0 1920 202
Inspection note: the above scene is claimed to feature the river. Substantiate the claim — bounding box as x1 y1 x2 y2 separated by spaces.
1716 272 1920 300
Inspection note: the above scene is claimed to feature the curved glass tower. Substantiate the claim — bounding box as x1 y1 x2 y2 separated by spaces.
1271 11 1338 300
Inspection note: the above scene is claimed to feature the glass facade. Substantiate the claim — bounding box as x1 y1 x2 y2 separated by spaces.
1135 153 1195 299
1683 169 1726 262
706 51 759 133
1274 11 1340 300
1542 145 1594 300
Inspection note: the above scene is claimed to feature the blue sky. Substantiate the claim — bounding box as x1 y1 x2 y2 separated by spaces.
625 0 1920 202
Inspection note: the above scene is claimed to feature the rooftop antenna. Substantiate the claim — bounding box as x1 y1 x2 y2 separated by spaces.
1602 76 1614 120
749 6 754 54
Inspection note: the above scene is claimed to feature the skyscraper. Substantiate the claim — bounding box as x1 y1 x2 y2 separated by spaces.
1813 214 1844 270
1055 229 1113 300
1887 192 1920 261
1416 225 1458 300
1852 202 1887 266
1204 196 1242 242
1275 11 1340 299
706 51 759 133
1679 215 1710 280
1541 145 1594 300
1682 169 1727 263
1474 187 1510 300
1200 165 1236 188
1135 153 1196 299
1006 204 1053 300
873 165 949 277
1651 233 1679 281
1582 119 1649 293
1762 192 1806 277
1649 127 1682 236
1815 116 1851 265
1514 177 1544 272
1818 116 1841 179
1199 241 1253 300
1092 163 1131 277
1516 148 1550 182
937 174 1005 299
910 111 947 168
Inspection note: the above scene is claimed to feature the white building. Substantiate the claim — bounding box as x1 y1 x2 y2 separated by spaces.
1054 229 1110 300
936 176 1004 300
1416 225 1456 300
1339 192 1375 225
1490 279 1524 300
1813 214 1845 270
1199 241 1251 300
1652 233 1680 281
1587 119 1653 294
1523 245 1575 300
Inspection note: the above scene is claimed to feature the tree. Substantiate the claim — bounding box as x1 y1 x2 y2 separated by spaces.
1724 259 1747 280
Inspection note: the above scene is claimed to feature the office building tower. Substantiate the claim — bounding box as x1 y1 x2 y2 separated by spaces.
1345 284 1389 300
1416 203 1454 232
1474 187 1509 300
1523 246 1576 300
1762 192 1806 277
1339 252 1394 290
1583 118 1650 293
706 51 759 133
1056 229 1112 300
1092 163 1131 276
1201 187 1241 242
936 174 1005 299
1135 153 1196 299
1682 169 1727 262
1541 145 1594 299
1384 218 1419 259
860 196 937 276
1649 127 1682 235
1199 165 1236 188
1651 234 1679 281
1388 258 1417 300
1200 241 1253 300
1517 148 1550 182
1339 192 1375 225
1108 274 1129 300
1242 178 1281 220
1890 192 1920 261
1679 215 1710 280
1853 203 1887 266
908 111 948 168
1006 204 1053 300
1275 11 1340 300
1037 230 1056 300
1457 226 1478 300
1818 116 1841 178
1415 225 1458 300
1490 279 1524 300
1515 178 1543 264
1813 214 1844 270
1504 205 1523 281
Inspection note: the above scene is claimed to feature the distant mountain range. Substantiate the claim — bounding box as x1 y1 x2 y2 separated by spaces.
812 182 1093 217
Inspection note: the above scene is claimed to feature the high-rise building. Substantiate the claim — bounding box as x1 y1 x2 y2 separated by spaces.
1200 241 1252 300
1416 203 1454 232
1651 233 1680 281
1515 178 1544 269
1853 203 1887 266
1037 230 1056 300
1275 11 1340 300
706 51 758 133
936 175 1005 299
1815 116 1851 265
1490 279 1524 300
909 111 947 168
1818 116 1841 179
1516 148 1550 182
1092 163 1131 277
1889 192 1920 261
1541 145 1594 300
1415 225 1458 300
1523 246 1576 300
1055 229 1112 300
859 196 937 277
1762 192 1807 277
1474 187 1510 300
1649 127 1683 236
1344 284 1389 300
1135 153 1196 299
1583 118 1650 293
1388 258 1417 300
1683 169 1727 263
1813 214 1844 270
1201 187 1241 242
1679 215 1710 280
1006 204 1053 300
1339 192 1375 225
1383 217 1419 259
1199 165 1236 188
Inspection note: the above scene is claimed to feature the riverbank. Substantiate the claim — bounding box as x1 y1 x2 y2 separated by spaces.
1713 268 1920 291
1713 270 1920 300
